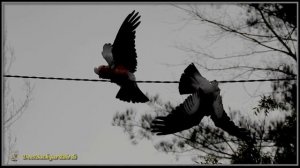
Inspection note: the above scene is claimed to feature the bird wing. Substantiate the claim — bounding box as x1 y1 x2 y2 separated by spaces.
212 92 224 119
101 43 114 67
211 110 254 143
151 89 206 135
209 87 254 142
112 10 141 73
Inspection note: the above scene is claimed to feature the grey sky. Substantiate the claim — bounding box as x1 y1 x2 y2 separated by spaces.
3 3 282 165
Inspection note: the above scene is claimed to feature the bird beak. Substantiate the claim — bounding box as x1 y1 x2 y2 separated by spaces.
94 67 100 74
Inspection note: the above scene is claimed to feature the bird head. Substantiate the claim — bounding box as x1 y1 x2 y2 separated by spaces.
94 65 112 79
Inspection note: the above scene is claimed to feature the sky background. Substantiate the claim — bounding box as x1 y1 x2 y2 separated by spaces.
2 2 285 165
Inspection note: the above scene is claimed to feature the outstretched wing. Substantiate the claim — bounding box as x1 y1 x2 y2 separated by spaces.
112 10 141 73
209 88 254 143
151 89 207 135
211 110 255 143
212 92 224 119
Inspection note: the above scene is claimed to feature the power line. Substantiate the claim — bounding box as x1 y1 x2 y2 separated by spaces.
3 75 297 83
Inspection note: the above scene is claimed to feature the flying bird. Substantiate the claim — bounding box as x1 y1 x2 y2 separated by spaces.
151 63 253 143
94 10 149 103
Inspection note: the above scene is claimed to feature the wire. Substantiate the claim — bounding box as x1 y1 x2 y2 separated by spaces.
3 75 297 83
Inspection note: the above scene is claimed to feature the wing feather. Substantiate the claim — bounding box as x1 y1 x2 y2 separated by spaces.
151 89 208 135
112 10 141 73
211 110 254 143
212 93 224 119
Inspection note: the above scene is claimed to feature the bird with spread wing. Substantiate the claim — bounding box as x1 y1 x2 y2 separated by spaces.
94 10 149 103
151 63 254 143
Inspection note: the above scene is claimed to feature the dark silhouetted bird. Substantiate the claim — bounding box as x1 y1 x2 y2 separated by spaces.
151 63 254 143
94 10 149 103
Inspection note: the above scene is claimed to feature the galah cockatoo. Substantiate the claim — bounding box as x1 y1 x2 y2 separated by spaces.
94 10 149 103
151 63 254 143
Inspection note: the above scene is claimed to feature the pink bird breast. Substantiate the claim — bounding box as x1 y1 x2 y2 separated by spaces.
96 65 130 81
114 66 129 77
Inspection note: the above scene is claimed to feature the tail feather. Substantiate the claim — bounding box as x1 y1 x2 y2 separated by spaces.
179 63 203 95
116 82 149 103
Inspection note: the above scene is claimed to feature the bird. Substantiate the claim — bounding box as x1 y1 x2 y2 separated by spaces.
151 63 254 143
94 10 149 103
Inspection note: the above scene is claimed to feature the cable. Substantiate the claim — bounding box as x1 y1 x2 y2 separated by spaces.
3 75 297 83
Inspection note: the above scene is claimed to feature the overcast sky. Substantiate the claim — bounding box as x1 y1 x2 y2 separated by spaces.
3 2 281 165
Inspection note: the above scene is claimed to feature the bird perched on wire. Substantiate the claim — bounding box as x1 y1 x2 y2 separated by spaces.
94 10 149 103
151 63 254 143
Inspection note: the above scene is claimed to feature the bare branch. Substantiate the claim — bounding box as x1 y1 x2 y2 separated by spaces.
255 6 296 61
178 7 297 60
4 80 34 129
193 63 296 78
230 24 296 41
177 45 275 60
221 136 236 154
283 21 297 52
